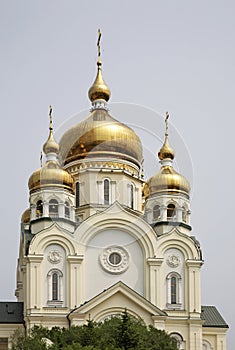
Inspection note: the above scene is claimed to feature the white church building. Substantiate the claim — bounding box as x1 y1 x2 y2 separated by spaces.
0 35 228 350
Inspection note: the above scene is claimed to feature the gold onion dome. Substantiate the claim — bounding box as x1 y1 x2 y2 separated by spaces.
144 112 190 198
21 208 30 223
88 61 111 102
28 107 74 193
59 30 143 167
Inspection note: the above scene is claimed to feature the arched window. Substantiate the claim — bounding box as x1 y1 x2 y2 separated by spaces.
202 340 213 350
36 200 43 217
166 272 182 308
104 179 110 205
49 199 59 218
76 182 80 208
153 205 160 221
182 206 187 223
167 203 176 220
64 201 70 218
130 184 134 209
52 272 59 300
47 269 63 305
171 276 177 304
170 333 184 349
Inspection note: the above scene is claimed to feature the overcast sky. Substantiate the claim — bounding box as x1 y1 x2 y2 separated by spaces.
0 1 234 348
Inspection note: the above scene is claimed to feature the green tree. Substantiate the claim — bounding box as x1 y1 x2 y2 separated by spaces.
11 311 177 350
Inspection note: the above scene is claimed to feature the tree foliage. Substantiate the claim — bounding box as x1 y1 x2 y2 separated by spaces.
11 311 177 350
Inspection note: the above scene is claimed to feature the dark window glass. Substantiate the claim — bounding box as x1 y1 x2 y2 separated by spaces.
109 252 121 265
130 184 134 209
76 182 80 208
153 205 160 220
167 204 176 219
52 273 59 301
104 179 109 205
36 200 43 217
65 201 70 218
49 199 59 217
171 276 177 304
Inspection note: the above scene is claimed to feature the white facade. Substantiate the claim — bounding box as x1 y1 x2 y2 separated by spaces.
6 56 229 350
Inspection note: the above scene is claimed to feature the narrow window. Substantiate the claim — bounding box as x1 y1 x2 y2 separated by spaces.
130 184 134 209
153 205 160 221
167 204 176 219
49 199 59 217
182 206 187 223
76 182 80 208
36 200 43 217
104 179 109 205
52 272 59 301
65 201 70 218
171 276 177 304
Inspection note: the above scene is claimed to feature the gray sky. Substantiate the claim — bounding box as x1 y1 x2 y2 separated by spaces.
0 1 234 348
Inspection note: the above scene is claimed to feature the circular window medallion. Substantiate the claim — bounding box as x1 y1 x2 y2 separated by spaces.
167 254 180 268
48 250 62 264
100 247 129 274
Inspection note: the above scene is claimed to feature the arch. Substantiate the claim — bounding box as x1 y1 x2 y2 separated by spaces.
47 269 63 303
29 227 77 256
167 203 176 220
75 203 156 258
157 230 201 260
49 199 59 218
166 272 182 307
153 204 160 221
169 332 184 349
202 339 213 350
93 307 146 324
36 200 43 217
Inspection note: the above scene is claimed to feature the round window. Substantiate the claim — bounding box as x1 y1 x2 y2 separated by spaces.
100 246 129 274
109 252 122 265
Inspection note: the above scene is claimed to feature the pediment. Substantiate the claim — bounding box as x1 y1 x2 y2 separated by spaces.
69 281 167 326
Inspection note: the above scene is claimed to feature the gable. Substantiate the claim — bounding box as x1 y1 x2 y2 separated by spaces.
69 282 167 326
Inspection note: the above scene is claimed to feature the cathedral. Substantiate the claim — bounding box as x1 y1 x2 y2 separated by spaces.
0 33 228 350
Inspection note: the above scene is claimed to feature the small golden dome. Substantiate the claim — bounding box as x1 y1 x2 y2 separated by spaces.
59 109 143 167
158 135 175 160
43 130 59 155
144 165 190 198
28 160 74 193
21 208 30 223
88 62 111 102
158 111 175 160
43 105 60 155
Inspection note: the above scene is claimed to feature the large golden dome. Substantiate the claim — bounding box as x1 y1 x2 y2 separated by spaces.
59 109 143 167
28 160 74 193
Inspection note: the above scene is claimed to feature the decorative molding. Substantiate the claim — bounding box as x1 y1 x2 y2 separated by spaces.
99 246 129 274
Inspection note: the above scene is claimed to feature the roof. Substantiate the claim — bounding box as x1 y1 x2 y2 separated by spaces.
201 306 228 328
0 302 24 324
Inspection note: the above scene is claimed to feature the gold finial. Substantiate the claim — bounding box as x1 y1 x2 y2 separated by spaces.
49 105 53 131
43 105 59 155
97 28 102 65
158 111 175 161
88 30 111 102
40 151 43 167
165 111 169 136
